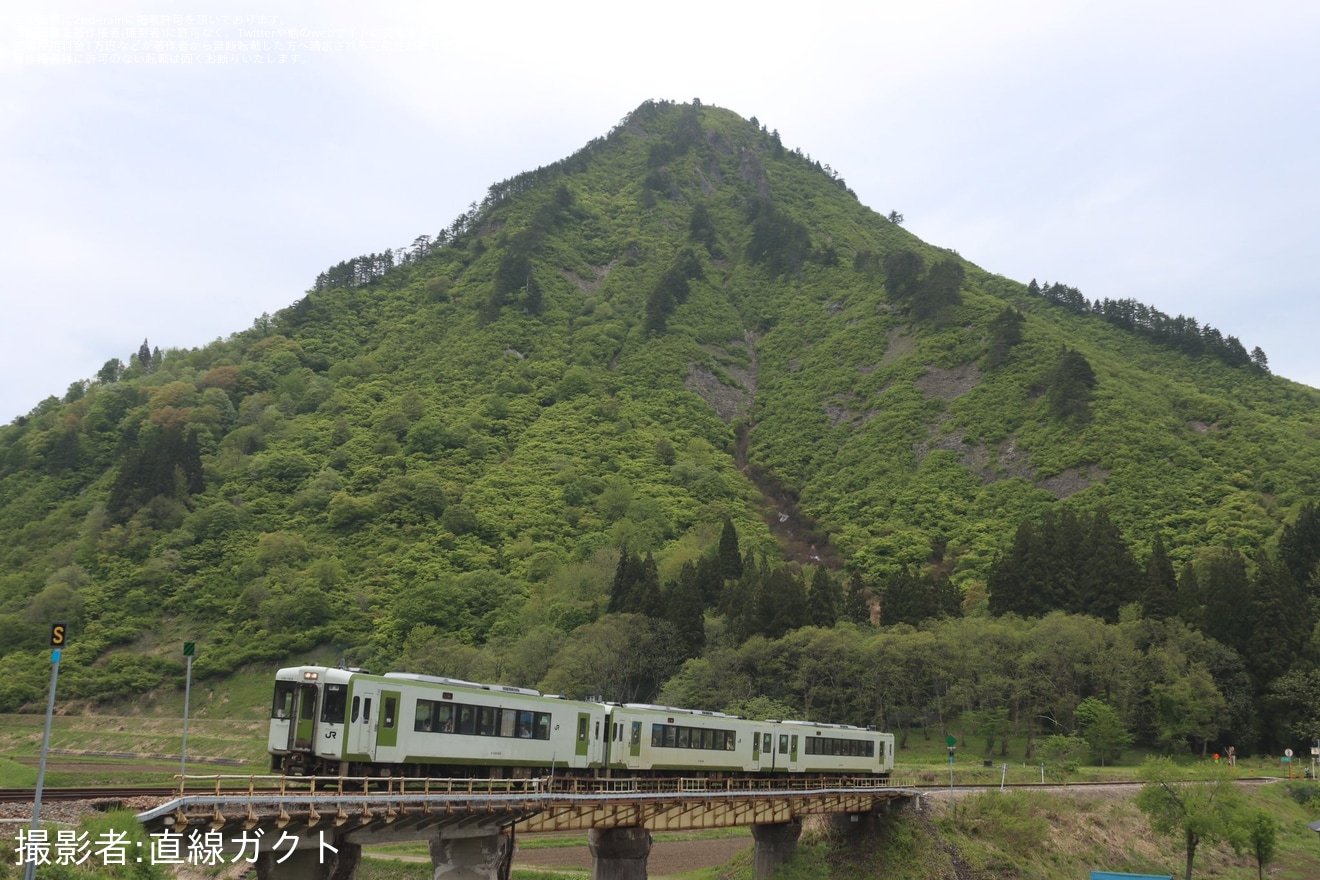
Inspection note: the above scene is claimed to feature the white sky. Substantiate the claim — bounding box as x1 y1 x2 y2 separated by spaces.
2 1 1318 422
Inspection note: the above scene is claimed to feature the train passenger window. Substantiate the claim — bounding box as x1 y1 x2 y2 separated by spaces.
321 684 347 724
763 733 772 754
778 734 788 755
516 711 533 738
536 713 552 740
629 721 641 748
438 703 454 732
702 729 714 750
677 727 690 749
383 697 396 729
351 696 360 723
501 709 516 738
478 707 496 736
664 726 677 748
651 724 663 748
458 707 475 735
415 702 433 732
577 716 588 742
726 732 736 751
271 682 295 719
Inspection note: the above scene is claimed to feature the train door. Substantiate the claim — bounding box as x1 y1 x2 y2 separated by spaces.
751 727 772 772
375 689 401 757
289 683 318 751
352 684 379 761
574 712 590 766
628 720 643 769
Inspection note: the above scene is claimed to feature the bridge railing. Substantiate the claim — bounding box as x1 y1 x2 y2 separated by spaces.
172 773 902 798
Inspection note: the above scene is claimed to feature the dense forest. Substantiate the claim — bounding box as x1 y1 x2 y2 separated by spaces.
3 100 1320 760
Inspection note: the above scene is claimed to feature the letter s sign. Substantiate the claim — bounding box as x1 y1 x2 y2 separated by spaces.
50 623 67 647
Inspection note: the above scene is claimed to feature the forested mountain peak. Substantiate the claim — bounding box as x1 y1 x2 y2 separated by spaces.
2 100 1320 752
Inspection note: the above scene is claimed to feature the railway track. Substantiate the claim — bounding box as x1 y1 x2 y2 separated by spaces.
0 776 1283 805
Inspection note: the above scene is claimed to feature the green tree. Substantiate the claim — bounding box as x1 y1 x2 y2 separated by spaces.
666 561 706 659
1236 808 1278 880
1135 759 1245 880
807 566 838 627
1039 734 1088 783
985 306 1025 369
1074 697 1132 766
1143 534 1179 620
718 516 743 581
1044 346 1098 421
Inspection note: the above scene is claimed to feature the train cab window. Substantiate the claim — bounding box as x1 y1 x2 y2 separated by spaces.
577 716 588 742
778 734 789 755
300 687 317 720
383 697 396 729
351 696 360 723
271 682 295 719
321 684 347 724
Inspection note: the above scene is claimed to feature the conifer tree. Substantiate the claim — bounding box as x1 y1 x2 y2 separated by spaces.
1279 502 1320 593
1245 554 1307 690
760 567 808 638
667 562 706 659
1078 508 1141 622
1177 562 1203 629
635 552 664 619
881 566 928 626
807 566 838 627
718 516 743 581
844 571 872 626
1142 534 1179 620
986 306 1025 369
1045 347 1098 421
1200 549 1250 655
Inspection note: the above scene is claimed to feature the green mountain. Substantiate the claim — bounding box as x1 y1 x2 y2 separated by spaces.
2 99 1318 712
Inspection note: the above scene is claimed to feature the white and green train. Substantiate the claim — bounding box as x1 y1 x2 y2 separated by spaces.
268 665 895 782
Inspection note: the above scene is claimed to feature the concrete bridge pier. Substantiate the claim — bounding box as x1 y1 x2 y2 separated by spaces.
428 828 513 880
750 819 802 879
587 826 651 880
830 810 884 839
254 839 361 880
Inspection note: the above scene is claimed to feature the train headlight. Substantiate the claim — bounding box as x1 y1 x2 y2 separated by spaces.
303 671 319 681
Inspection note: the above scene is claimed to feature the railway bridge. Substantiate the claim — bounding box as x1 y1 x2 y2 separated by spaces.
135 776 920 880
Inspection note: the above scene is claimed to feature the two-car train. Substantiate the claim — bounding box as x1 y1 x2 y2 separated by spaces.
268 665 895 782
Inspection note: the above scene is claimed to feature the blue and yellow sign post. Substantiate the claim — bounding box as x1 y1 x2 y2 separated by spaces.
24 623 66 880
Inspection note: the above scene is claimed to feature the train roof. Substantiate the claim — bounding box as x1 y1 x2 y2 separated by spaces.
383 672 542 697
621 703 739 718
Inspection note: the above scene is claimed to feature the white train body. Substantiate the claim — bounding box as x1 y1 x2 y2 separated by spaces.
269 665 894 781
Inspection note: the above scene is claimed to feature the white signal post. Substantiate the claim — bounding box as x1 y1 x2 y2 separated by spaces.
25 623 66 880
181 642 195 780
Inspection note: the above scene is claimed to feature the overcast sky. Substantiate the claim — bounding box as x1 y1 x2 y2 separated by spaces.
2 1 1317 423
